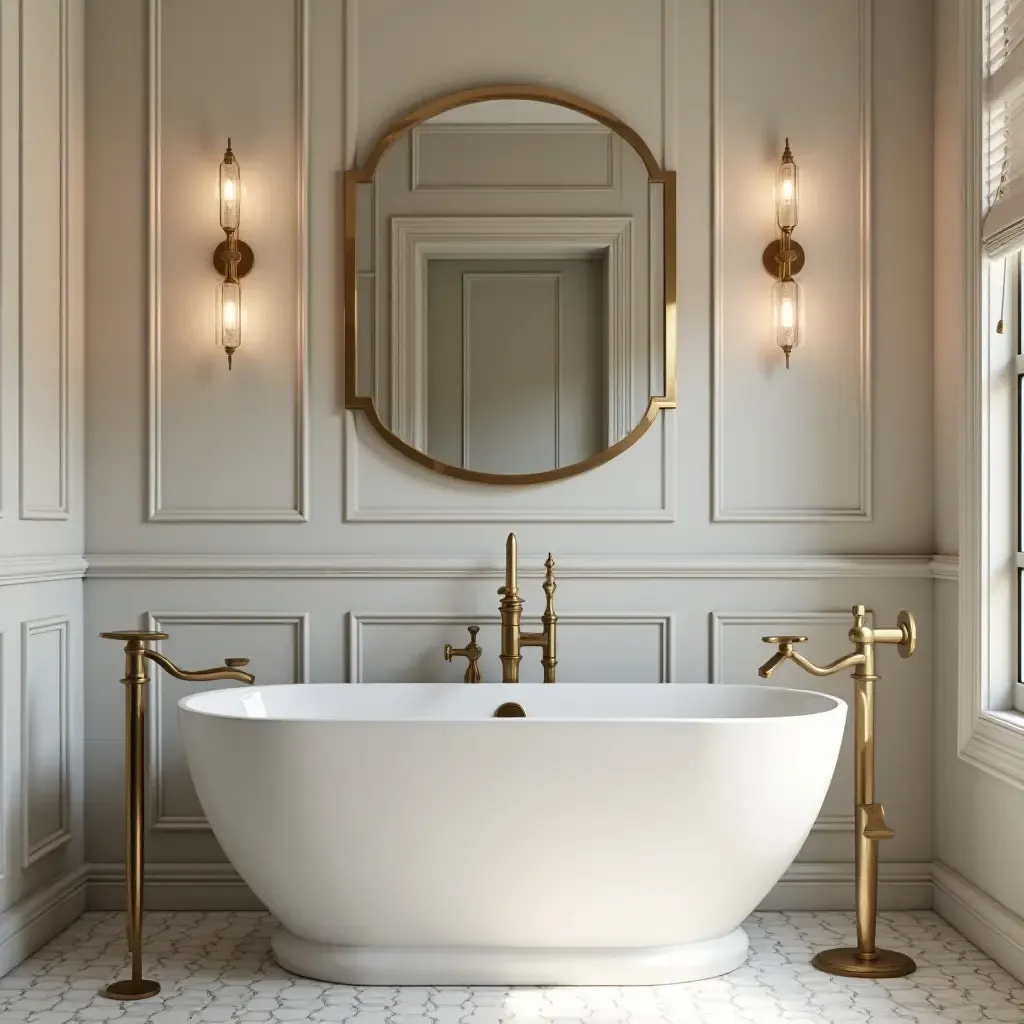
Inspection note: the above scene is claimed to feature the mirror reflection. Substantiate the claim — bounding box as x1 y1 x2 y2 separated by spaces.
350 94 670 479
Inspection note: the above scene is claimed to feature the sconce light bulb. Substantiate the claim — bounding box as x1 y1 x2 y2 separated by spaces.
217 280 242 367
775 141 799 232
771 277 802 368
219 144 241 233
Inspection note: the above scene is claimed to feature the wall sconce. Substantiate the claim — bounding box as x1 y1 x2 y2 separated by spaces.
212 139 254 369
762 138 804 368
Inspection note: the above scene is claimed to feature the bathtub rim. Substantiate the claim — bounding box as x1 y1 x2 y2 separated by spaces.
177 682 846 724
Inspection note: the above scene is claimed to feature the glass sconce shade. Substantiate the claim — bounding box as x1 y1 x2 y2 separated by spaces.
775 141 799 231
772 277 801 362
219 143 240 232
217 279 242 352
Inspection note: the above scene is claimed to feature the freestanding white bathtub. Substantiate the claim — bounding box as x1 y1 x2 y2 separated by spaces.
179 683 845 986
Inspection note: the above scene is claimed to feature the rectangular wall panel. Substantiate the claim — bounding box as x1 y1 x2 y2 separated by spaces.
349 613 673 684
20 0 70 520
145 612 308 830
713 0 871 520
21 617 70 866
148 0 308 521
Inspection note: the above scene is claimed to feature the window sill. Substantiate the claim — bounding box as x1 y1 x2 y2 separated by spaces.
960 710 1024 791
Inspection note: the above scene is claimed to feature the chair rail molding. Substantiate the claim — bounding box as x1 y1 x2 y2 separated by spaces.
953 0 1024 792
347 611 674 685
711 0 873 522
19 0 71 521
146 0 310 523
0 556 87 587
144 611 309 832
84 552 939 580
21 617 72 869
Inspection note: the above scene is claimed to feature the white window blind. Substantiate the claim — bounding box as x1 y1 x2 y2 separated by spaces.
985 0 1024 256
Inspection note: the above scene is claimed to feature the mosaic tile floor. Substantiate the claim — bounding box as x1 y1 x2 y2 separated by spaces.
0 910 1020 1023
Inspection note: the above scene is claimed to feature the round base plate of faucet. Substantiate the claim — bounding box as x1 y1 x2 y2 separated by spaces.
811 947 916 978
102 978 162 1000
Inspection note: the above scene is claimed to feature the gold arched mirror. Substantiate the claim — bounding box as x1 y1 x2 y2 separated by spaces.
344 85 676 485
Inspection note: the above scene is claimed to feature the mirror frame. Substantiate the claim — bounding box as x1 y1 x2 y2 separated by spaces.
344 84 677 485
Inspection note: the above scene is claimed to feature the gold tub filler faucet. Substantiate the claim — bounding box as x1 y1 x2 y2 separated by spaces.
444 533 557 683
99 631 255 1002
759 604 917 979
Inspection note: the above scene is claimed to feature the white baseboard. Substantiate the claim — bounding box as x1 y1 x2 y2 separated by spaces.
87 861 934 915
0 866 88 976
933 861 1024 981
760 861 934 912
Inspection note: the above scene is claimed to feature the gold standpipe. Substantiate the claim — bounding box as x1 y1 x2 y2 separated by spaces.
444 626 483 682
99 631 256 1002
758 605 917 979
498 534 557 683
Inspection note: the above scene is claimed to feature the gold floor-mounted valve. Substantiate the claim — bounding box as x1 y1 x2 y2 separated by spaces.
758 606 919 979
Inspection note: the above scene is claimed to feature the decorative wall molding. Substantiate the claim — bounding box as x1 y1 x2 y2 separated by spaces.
144 611 309 832
709 610 865 834
146 0 310 522
0 556 86 587
84 552 941 581
347 612 674 684
933 861 1024 983
21 617 71 868
0 865 87 979
711 0 874 522
19 0 71 520
931 555 960 581
344 408 677 523
85 860 933 914
389 216 634 450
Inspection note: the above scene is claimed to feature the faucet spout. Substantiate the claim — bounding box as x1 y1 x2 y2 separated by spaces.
758 650 789 679
143 650 255 685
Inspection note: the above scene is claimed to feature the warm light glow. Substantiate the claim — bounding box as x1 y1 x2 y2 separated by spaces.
219 140 241 233
771 277 802 367
217 279 242 356
775 140 799 231
222 177 237 202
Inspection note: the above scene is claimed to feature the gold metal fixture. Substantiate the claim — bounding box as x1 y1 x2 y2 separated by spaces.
498 533 557 683
212 139 253 369
99 631 255 1002
444 625 483 682
494 701 527 718
758 605 918 979
762 138 804 368
344 83 677 485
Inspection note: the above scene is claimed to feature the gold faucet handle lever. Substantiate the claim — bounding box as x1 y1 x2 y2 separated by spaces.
762 635 808 647
861 802 895 841
443 626 483 683
224 658 250 668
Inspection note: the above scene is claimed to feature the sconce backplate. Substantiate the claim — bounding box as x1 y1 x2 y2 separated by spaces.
213 240 255 278
762 238 805 277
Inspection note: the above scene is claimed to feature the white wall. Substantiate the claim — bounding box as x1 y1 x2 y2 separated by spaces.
0 0 87 967
84 0 936 910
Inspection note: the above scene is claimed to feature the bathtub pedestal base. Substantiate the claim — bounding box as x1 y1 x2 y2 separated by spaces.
271 926 749 986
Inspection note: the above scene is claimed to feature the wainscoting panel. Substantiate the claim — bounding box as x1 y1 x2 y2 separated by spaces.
147 0 308 521
349 612 673 684
20 618 71 868
713 0 872 521
144 612 308 832
19 0 70 521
